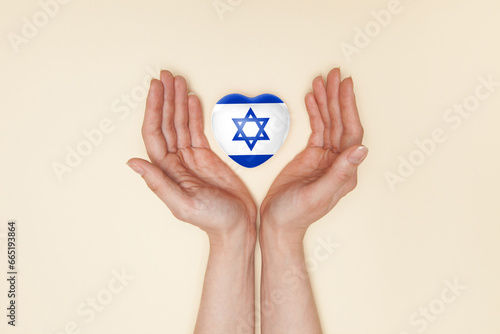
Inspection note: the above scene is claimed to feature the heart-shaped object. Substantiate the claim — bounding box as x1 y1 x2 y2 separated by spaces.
212 93 290 168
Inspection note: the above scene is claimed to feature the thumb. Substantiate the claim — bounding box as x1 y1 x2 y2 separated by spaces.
127 158 187 212
325 145 368 188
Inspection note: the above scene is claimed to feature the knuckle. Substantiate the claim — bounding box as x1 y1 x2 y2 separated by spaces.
146 179 160 193
358 125 365 138
336 169 353 184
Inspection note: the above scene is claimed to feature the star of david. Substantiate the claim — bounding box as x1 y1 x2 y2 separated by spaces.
232 108 270 151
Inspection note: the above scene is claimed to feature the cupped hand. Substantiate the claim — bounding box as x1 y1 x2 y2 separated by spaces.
260 68 367 241
128 71 257 242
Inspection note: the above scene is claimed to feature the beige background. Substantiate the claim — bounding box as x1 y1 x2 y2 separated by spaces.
1 0 499 333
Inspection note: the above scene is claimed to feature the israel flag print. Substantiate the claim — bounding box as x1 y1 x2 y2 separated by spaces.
211 93 290 168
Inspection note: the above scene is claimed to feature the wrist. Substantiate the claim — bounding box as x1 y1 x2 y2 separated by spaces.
208 220 256 254
259 217 306 253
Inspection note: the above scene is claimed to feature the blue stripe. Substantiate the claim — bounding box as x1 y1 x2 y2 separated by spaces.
228 154 273 168
217 93 284 105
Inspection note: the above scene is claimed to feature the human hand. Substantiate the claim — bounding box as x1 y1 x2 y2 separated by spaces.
128 71 257 245
260 68 367 243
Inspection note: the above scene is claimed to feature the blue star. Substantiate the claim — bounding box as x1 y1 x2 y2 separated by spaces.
232 108 270 151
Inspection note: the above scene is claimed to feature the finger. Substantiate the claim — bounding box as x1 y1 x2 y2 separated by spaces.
174 76 191 149
305 92 324 147
312 75 332 149
326 68 343 152
188 95 210 149
339 77 364 150
127 158 190 221
141 79 168 164
160 70 177 152
323 145 368 190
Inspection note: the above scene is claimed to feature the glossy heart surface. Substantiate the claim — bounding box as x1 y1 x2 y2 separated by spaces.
212 94 290 168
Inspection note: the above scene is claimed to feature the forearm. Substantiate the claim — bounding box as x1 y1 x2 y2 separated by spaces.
260 225 322 334
194 228 256 334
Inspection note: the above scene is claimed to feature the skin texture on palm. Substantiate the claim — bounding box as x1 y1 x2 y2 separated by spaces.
260 68 367 242
127 70 257 242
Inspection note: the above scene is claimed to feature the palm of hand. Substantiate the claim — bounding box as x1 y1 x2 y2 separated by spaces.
128 71 256 237
159 147 255 233
262 147 344 230
130 69 365 241
261 69 365 234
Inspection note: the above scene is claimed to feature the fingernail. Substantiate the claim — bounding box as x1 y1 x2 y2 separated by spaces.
347 146 368 165
127 162 144 176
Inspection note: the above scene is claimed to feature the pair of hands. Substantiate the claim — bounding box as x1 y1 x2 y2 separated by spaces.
127 69 367 245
